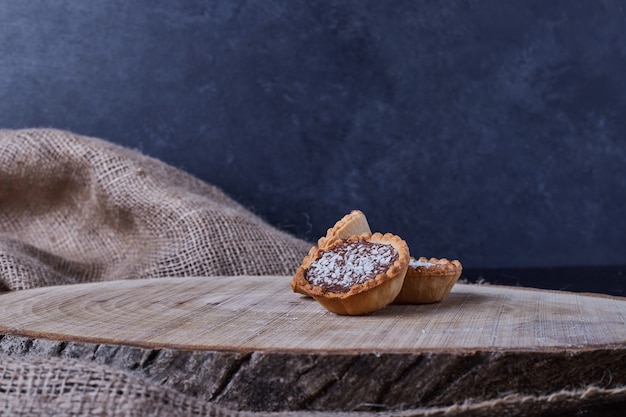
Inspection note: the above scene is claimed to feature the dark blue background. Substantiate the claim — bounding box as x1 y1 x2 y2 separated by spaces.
1 1 625 293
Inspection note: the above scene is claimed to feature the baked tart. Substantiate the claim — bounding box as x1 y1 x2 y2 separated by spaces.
291 232 410 315
393 257 462 304
292 210 372 297
317 210 372 250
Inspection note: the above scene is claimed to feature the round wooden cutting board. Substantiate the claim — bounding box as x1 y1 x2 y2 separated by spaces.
0 276 625 412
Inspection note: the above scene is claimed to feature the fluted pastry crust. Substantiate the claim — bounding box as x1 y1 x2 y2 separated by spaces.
317 210 372 250
393 257 462 304
291 232 409 315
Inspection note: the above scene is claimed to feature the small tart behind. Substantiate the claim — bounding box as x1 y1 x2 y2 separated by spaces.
393 257 462 304
291 232 410 315
317 210 372 250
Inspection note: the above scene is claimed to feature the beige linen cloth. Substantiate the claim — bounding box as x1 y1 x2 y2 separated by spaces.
0 129 624 416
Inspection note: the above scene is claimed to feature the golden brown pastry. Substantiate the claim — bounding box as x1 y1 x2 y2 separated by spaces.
393 257 462 304
292 210 372 297
317 210 371 250
291 232 410 315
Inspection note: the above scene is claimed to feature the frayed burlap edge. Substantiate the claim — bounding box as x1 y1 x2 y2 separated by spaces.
256 386 626 416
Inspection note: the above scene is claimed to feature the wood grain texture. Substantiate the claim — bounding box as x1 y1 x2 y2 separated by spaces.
0 276 625 412
0 276 624 351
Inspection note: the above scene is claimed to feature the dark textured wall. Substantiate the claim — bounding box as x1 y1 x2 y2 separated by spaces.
1 1 625 274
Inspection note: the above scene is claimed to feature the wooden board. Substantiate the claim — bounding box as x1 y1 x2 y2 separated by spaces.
0 276 624 351
1 276 625 412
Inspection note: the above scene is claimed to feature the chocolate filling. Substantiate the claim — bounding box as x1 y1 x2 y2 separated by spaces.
305 240 399 293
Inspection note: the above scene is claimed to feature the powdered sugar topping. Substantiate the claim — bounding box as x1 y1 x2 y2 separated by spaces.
305 240 398 292
409 258 436 268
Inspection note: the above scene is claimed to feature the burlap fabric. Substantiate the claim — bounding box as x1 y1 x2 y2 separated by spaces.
1 353 625 417
0 128 310 290
0 129 624 416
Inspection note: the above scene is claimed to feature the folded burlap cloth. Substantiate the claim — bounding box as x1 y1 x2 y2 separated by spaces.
0 129 624 416
0 129 310 290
